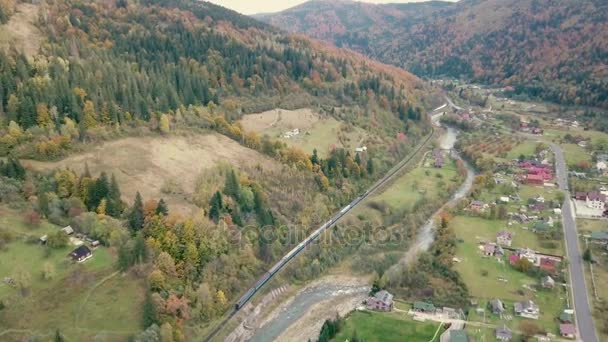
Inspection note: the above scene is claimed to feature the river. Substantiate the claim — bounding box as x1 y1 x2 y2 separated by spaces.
248 125 476 342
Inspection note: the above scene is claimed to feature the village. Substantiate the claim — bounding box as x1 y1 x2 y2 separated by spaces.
324 84 608 342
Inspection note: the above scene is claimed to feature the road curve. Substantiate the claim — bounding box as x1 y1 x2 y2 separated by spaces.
204 128 436 341
551 143 598 342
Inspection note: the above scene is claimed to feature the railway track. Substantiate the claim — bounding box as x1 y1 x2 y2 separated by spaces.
203 127 436 341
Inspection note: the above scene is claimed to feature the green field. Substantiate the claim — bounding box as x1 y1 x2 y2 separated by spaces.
506 141 539 160
332 310 441 342
578 219 607 234
373 159 460 210
0 208 143 341
561 143 592 167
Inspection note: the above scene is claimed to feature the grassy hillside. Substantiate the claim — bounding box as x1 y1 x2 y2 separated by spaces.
261 0 608 109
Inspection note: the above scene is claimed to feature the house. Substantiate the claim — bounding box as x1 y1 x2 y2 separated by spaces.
366 290 394 311
560 323 576 339
91 240 101 249
488 299 505 315
553 208 562 215
449 330 469 342
495 324 513 341
413 301 436 313
483 243 504 257
61 225 74 235
499 196 510 203
589 230 608 244
531 127 543 135
540 257 559 274
517 248 539 265
39 235 48 245
529 202 546 212
559 311 574 323
532 221 551 233
355 146 367 153
432 149 445 168
575 191 606 210
514 300 540 319
496 231 512 246
526 174 545 185
597 161 607 173
597 154 608 163
541 276 555 289
69 245 93 263
469 200 486 212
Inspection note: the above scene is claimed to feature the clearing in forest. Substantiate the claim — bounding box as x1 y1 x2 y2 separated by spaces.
240 108 367 157
22 133 280 214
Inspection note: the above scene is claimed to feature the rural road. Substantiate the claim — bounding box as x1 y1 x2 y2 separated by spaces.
551 143 598 342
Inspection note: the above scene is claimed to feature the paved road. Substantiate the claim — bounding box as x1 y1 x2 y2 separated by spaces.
445 96 463 111
551 143 598 342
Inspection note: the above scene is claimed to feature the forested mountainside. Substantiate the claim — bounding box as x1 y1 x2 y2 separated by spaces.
0 0 432 159
259 0 608 109
0 0 442 340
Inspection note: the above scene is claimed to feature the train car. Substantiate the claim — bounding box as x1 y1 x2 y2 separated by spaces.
254 272 272 290
340 204 351 214
235 287 256 310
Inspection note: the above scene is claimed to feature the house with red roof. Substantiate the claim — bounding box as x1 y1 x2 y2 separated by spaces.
560 324 576 339
526 174 545 185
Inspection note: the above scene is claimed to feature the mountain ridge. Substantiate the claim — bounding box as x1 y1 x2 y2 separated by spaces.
260 0 608 108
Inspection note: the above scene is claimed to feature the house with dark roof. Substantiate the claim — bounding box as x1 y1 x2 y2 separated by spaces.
559 311 574 323
495 324 512 341
449 330 468 342
69 245 92 263
575 191 607 210
366 290 394 311
469 200 486 212
532 221 551 233
413 301 436 313
590 230 608 244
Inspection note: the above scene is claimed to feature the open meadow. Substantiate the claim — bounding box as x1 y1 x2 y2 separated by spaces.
22 133 280 214
240 108 368 157
332 310 441 342
0 207 143 341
